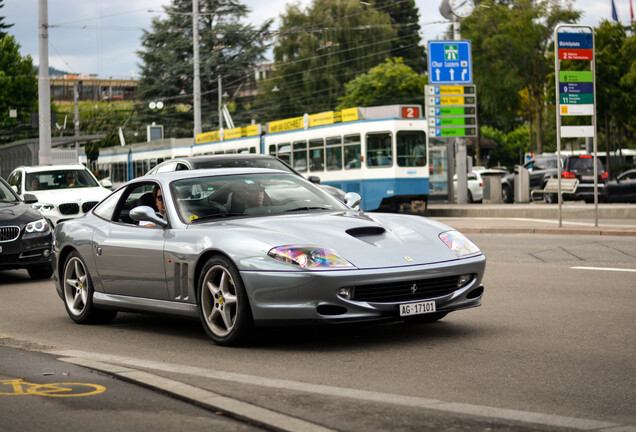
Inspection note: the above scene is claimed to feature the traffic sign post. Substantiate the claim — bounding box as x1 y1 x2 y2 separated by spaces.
425 84 477 138
555 25 597 227
427 41 473 84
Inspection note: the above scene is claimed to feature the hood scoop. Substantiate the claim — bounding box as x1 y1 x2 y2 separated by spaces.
346 226 386 238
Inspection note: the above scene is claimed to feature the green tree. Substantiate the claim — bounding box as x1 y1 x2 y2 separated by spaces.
337 57 426 108
462 0 580 154
254 0 396 120
0 35 37 144
137 0 272 136
0 0 13 38
369 0 425 73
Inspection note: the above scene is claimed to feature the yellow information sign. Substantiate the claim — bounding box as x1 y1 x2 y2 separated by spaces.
269 116 304 133
440 96 465 105
195 130 221 144
438 86 465 95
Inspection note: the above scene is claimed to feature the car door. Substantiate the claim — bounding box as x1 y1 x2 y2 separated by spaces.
91 182 169 300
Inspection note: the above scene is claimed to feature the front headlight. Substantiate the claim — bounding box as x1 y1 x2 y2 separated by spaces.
268 245 355 269
25 218 50 233
33 202 54 212
439 230 481 258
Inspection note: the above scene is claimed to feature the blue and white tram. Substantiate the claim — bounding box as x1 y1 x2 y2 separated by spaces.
261 105 429 211
96 105 430 211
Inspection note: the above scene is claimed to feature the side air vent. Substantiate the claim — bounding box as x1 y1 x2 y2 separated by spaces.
345 226 386 237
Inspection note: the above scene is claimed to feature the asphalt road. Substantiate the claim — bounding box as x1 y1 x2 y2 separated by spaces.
1 233 635 431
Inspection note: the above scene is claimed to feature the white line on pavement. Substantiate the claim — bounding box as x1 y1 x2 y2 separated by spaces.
571 266 636 273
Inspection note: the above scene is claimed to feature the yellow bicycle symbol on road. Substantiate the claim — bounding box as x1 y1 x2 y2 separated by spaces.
0 379 105 397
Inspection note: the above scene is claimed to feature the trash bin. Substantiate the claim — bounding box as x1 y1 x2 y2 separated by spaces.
481 171 503 204
514 166 530 203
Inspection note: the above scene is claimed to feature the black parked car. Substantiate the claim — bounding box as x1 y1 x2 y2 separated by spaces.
0 177 54 279
604 169 636 203
501 155 564 203
559 155 607 203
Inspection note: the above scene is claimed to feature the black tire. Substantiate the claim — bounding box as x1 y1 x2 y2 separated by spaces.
198 255 253 346
62 251 117 324
27 263 53 280
501 184 512 203
404 312 448 324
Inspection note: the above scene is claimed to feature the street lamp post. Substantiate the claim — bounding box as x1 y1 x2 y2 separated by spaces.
193 0 202 137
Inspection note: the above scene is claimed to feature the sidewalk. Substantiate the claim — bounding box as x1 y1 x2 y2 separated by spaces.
421 202 636 236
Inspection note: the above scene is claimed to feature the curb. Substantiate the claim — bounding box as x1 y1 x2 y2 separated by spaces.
457 227 636 236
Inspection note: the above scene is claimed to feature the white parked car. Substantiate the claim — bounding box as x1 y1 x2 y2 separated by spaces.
7 164 112 225
453 171 484 203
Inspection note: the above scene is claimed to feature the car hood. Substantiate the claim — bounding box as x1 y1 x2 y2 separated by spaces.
192 211 476 269
29 187 111 204
0 202 43 225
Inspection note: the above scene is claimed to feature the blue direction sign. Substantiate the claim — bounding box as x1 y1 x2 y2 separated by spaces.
558 32 593 50
560 82 594 94
427 40 473 84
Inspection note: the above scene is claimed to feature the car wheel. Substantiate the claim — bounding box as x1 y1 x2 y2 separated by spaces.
404 312 448 324
198 255 253 346
502 184 512 203
544 193 557 204
62 251 117 324
27 263 53 280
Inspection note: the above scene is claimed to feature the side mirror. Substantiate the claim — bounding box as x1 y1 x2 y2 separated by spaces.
129 206 168 228
99 179 113 188
344 192 362 209
23 193 38 204
308 176 321 184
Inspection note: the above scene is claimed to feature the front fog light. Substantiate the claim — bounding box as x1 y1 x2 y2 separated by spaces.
457 274 472 287
337 287 354 300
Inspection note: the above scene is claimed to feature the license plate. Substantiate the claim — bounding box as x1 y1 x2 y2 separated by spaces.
582 175 594 181
399 300 436 317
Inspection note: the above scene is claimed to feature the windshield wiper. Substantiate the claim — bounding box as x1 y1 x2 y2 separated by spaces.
190 212 245 222
283 206 331 212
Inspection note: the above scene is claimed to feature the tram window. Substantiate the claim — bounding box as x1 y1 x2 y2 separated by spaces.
250 147 256 153
326 136 342 171
214 151 224 154
397 130 427 167
309 138 324 171
344 134 361 170
292 141 307 172
366 132 392 167
238 147 249 154
277 143 291 165
269 144 276 156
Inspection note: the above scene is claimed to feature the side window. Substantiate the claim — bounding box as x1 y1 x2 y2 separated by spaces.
293 141 307 172
397 131 427 167
309 138 324 172
326 136 342 171
13 172 23 194
93 188 125 221
344 134 361 170
112 183 158 225
175 163 190 171
156 162 177 173
366 132 392 167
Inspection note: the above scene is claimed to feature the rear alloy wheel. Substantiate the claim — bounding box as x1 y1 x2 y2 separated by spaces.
198 256 253 346
62 251 117 324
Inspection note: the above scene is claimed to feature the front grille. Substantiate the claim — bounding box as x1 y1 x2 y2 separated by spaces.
82 201 99 213
59 203 79 215
0 226 20 242
350 276 462 303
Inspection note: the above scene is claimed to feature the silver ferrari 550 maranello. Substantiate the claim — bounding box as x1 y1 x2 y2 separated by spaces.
53 168 486 346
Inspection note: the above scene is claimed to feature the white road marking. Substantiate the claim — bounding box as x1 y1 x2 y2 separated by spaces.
571 266 636 273
49 349 632 431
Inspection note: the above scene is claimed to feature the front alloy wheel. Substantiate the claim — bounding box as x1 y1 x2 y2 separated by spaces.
199 256 252 346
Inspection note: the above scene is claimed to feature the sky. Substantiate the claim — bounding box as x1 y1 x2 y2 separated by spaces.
2 0 632 79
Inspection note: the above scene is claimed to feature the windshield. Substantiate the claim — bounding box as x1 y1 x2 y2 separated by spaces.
0 181 18 204
171 172 348 223
26 169 99 191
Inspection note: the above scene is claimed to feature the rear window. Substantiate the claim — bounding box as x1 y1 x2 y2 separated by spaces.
565 157 603 172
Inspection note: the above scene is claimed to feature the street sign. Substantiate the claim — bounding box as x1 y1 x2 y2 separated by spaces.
427 40 473 84
425 84 477 137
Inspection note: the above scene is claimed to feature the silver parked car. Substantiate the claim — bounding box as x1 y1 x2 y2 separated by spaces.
53 168 486 346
